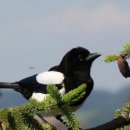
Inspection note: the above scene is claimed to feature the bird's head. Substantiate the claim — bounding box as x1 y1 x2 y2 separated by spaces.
59 47 101 75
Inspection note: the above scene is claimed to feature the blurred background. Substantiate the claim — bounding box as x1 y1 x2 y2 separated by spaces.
0 0 130 129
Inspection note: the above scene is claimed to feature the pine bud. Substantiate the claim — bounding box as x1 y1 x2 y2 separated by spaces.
117 55 130 78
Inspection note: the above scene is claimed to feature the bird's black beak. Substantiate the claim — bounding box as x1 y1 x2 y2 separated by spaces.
86 53 101 61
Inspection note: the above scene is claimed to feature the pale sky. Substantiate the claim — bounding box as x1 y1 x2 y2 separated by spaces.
1 1 130 128
0 0 130 93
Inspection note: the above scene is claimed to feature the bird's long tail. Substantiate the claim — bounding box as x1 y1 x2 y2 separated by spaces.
0 82 31 99
0 82 20 89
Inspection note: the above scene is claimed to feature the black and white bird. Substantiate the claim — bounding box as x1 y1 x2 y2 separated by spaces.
0 47 100 114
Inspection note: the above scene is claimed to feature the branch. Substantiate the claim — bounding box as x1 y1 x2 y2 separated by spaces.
0 84 87 130
104 43 130 63
84 117 130 130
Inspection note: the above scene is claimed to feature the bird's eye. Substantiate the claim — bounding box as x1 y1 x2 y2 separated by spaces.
77 54 84 61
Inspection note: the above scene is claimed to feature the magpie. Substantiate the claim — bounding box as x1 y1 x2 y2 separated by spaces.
0 47 100 114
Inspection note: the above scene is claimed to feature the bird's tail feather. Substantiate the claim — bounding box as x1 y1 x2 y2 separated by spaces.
0 82 31 99
0 82 19 89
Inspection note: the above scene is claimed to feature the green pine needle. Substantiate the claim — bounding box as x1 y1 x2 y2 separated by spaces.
47 84 86 130
104 43 130 63
115 101 130 130
42 124 53 130
123 43 130 52
22 113 45 130
0 84 87 130
61 112 80 130
62 84 87 105
47 84 63 105
104 54 118 63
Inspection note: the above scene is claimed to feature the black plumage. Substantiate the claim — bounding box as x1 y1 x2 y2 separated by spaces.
0 47 100 107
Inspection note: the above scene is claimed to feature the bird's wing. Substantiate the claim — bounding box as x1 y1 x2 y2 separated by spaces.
36 71 64 85
18 71 64 98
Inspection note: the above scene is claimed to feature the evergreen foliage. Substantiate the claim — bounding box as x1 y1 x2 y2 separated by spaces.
1 43 130 130
0 84 87 130
104 43 130 63
105 43 130 130
115 101 130 130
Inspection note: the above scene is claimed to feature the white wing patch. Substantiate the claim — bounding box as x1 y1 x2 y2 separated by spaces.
31 86 65 102
36 71 64 85
31 93 46 102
